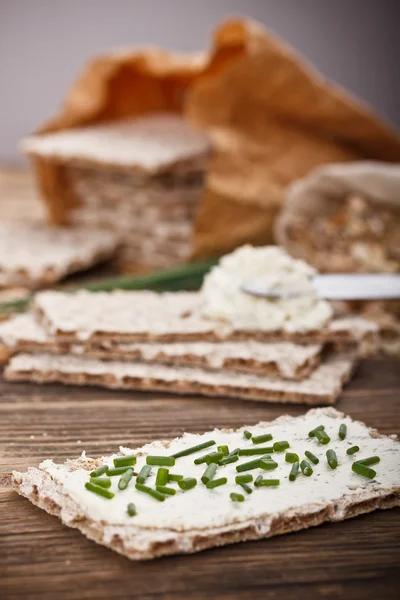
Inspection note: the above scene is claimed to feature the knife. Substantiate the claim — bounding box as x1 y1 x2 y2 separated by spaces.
241 274 400 301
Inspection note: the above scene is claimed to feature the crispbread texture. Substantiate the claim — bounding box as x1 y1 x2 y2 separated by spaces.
11 407 400 561
33 290 378 345
0 221 119 289
5 351 356 404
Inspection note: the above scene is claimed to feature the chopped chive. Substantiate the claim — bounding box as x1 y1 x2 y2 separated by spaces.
205 451 224 464
89 476 111 488
314 429 331 445
235 474 253 484
238 482 253 494
254 475 263 487
146 455 175 467
136 465 152 484
156 467 169 486
218 445 229 456
127 502 136 516
135 483 165 501
228 448 240 457
252 433 273 444
178 477 197 490
346 446 360 455
259 457 278 471
201 463 217 484
238 447 274 456
156 485 176 496
273 441 290 452
106 466 132 476
90 465 108 478
255 477 280 487
113 454 136 468
326 449 338 470
304 450 319 464
219 454 239 466
356 456 380 467
236 458 261 472
206 477 227 489
118 468 134 490
168 473 183 482
308 425 325 438
339 424 347 440
171 439 215 459
300 460 313 477
289 461 299 482
230 492 245 502
243 430 252 440
194 454 209 465
352 462 376 479
285 452 299 463
85 481 114 499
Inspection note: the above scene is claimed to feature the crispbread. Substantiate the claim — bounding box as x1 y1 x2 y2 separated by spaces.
5 351 356 404
0 221 120 289
11 407 400 560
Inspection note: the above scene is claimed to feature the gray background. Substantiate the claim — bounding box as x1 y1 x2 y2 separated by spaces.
1 0 399 164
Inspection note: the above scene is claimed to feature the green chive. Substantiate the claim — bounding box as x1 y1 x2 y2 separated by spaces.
238 447 274 456
230 493 245 502
304 450 319 464
219 454 239 466
308 425 325 438
356 456 380 467
136 465 151 484
259 457 278 471
171 439 215 459
205 451 224 464
113 455 136 468
273 441 290 452
314 429 331 445
236 458 261 472
106 466 132 476
235 474 253 484
243 430 252 440
146 456 175 467
326 449 338 470
252 433 273 444
201 463 217 484
89 476 111 488
155 467 169 486
178 477 197 490
346 446 359 455
127 503 136 517
206 477 227 489
218 445 229 456
255 477 280 487
156 485 176 496
339 424 347 440
352 462 376 479
135 483 165 501
238 482 253 494
118 468 134 490
300 460 313 477
90 465 108 478
289 462 299 482
194 454 209 465
85 481 114 499
285 452 299 463
228 448 240 457
168 473 184 482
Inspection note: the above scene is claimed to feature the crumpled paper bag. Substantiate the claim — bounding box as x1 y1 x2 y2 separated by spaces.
27 18 400 259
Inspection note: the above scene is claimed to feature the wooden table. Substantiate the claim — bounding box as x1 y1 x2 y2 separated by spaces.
1 358 399 600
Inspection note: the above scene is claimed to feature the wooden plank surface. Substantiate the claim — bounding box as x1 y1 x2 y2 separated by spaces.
1 358 399 600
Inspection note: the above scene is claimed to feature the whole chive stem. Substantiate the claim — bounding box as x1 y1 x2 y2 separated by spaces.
235 474 253 484
238 447 274 456
218 445 229 456
90 465 108 478
201 463 217 484
259 457 278 471
308 425 325 438
326 449 338 470
289 461 299 482
243 430 252 440
136 465 152 484
156 485 176 496
89 476 111 488
239 482 253 494
171 439 215 459
178 477 197 490
236 458 261 473
230 492 245 502
168 473 184 482
300 460 313 477
127 503 137 517
273 441 290 452
205 451 224 465
219 454 239 466
146 455 175 467
85 481 114 499
206 477 227 489
285 452 299 463
346 446 360 455
339 424 347 440
106 466 132 476
118 468 134 490
352 462 376 479
113 454 136 468
135 483 165 501
156 467 169 486
314 429 331 445
252 433 273 444
304 450 319 464
356 456 380 467
255 477 280 487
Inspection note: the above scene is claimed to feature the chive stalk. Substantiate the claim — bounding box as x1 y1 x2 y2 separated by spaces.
90 465 108 478
127 503 137 516
206 477 227 489
205 452 224 464
136 465 152 484
252 433 273 445
146 456 175 467
289 462 299 482
314 429 331 445
304 451 319 464
218 445 229 456
273 441 290 452
255 477 280 487
236 458 261 472
106 466 132 476
230 493 245 502
171 439 215 459
135 483 165 501
346 446 360 455
201 463 217 484
85 481 115 499
168 473 184 482
238 447 274 456
156 468 169 486
243 430 252 440
352 462 376 479
113 455 136 468
89 477 111 488
156 485 176 496
356 456 380 467
118 468 134 490
235 474 253 484
326 449 338 470
308 425 325 438
178 477 197 490
259 457 278 471
300 460 313 477
285 452 299 463
339 424 347 440
238 482 253 494
219 454 239 466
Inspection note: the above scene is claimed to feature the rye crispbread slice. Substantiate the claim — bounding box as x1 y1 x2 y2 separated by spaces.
0 220 119 289
11 407 400 561
0 313 323 379
5 350 356 404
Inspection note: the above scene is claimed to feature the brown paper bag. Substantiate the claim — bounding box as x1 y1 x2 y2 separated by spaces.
27 19 400 260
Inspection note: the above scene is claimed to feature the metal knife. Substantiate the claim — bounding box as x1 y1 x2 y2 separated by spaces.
241 274 400 301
